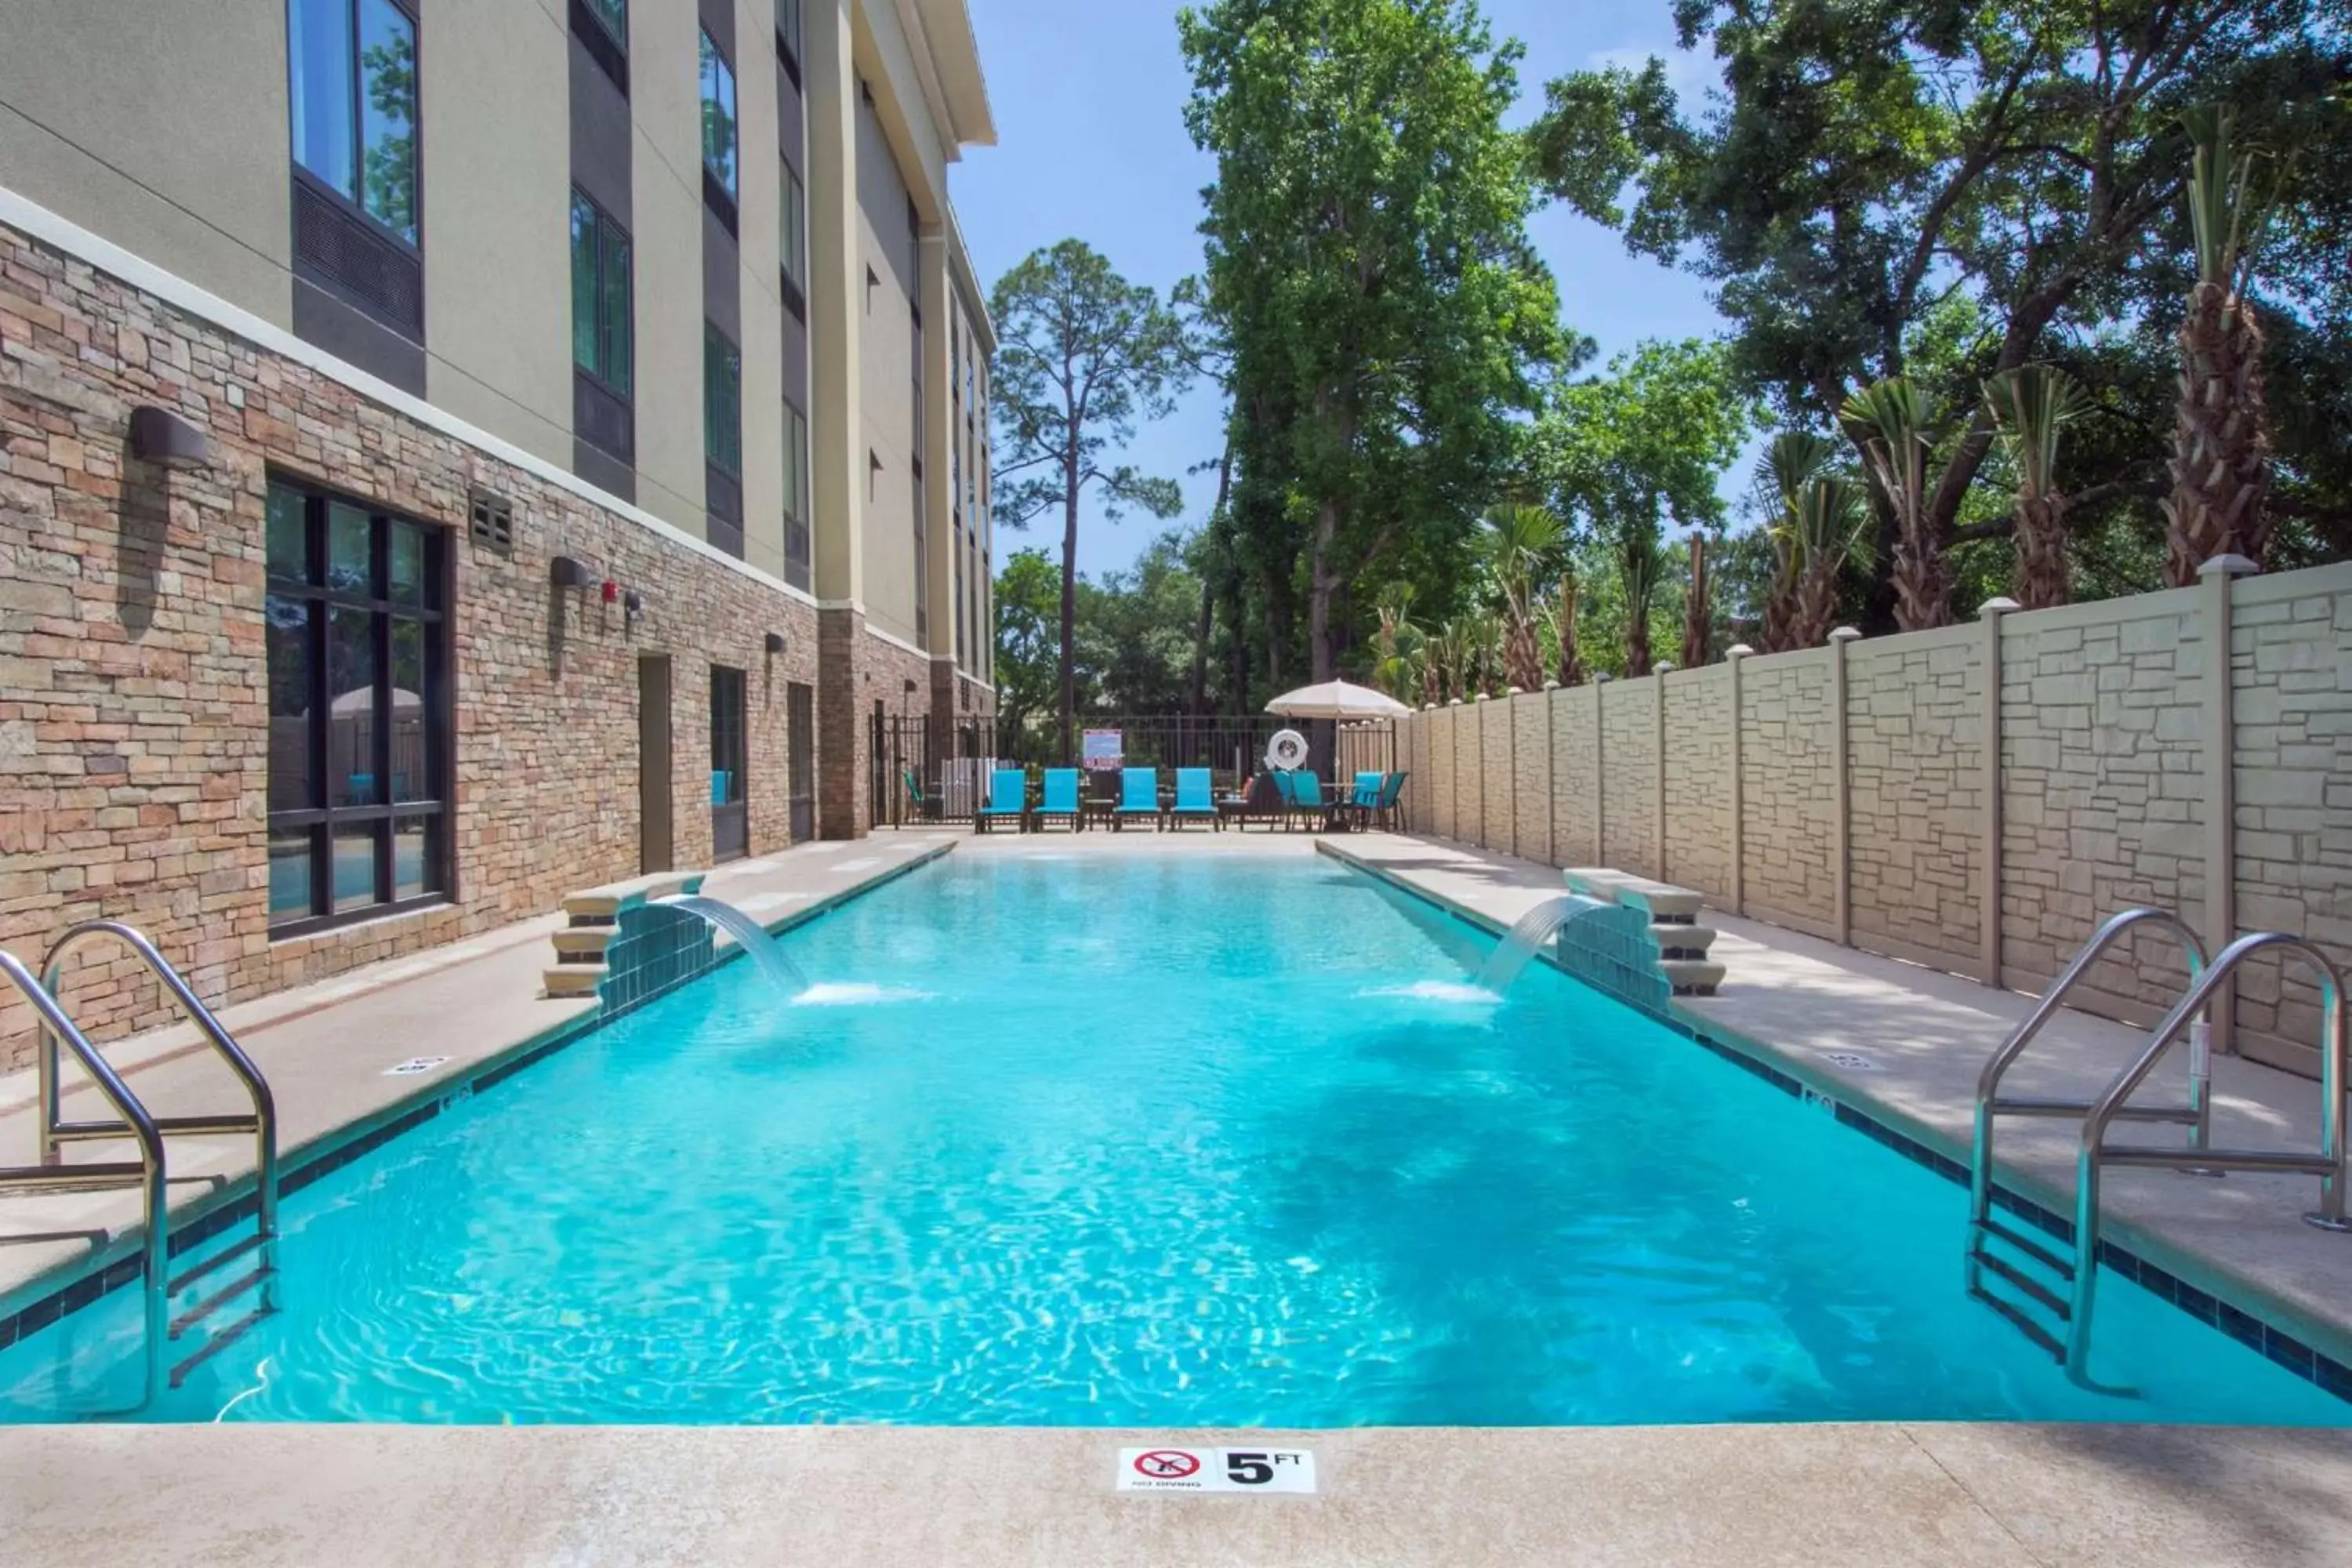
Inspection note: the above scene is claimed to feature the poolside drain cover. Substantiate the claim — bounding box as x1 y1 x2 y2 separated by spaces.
1820 1051 1882 1072
383 1056 450 1076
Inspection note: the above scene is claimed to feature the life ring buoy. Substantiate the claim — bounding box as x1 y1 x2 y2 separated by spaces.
1265 728 1310 771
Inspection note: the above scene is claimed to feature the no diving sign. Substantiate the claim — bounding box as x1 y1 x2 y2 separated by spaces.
1116 1446 1317 1494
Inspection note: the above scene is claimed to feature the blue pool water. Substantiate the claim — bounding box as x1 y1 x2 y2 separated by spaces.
4 854 2345 1425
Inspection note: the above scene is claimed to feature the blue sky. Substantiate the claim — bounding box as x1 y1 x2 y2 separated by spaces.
951 0 1728 580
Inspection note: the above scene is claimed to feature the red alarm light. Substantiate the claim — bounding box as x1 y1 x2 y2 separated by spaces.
601 579 619 604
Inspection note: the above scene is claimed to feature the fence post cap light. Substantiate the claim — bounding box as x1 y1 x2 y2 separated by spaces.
1726 644 1755 658
1656 662 1675 674
1542 680 1559 690
128 405 208 469
1828 626 1862 643
2198 554 2259 580
1977 597 2021 619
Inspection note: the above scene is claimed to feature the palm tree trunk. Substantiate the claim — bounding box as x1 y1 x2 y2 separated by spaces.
1555 577 1582 687
2014 494 2071 610
1681 535 1710 666
2165 280 2272 585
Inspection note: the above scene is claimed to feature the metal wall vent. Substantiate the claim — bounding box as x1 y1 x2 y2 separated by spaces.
468 489 515 556
292 179 423 336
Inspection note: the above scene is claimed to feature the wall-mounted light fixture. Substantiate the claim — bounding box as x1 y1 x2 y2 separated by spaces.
624 589 645 630
128 406 208 470
550 555 595 589
764 632 786 655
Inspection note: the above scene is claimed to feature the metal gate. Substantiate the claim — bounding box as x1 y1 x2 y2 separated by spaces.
873 713 1005 826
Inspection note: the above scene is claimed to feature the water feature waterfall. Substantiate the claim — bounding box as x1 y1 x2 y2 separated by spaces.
1475 895 1613 993
652 895 811 997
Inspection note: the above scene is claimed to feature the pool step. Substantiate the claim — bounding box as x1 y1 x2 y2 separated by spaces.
542 871 708 1000
1562 869 1728 996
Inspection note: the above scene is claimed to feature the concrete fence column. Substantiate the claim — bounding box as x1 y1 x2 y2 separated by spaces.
2200 554 2259 1054
1978 597 2019 988
1830 627 1860 947
1592 674 1610 865
1726 644 1751 916
1653 665 1673 883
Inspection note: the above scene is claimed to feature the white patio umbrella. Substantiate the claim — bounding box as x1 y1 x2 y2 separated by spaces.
1262 680 1412 720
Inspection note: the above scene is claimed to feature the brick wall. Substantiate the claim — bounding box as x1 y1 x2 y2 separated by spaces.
1392 558 2352 1079
0 218 837 1066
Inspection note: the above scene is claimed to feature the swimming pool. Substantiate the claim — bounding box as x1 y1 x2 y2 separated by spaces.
3 852 2345 1425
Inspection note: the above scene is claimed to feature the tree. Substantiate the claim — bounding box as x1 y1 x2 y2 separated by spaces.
989 241 1195 762
1541 339 1751 671
1530 2 2346 615
1480 504 1564 691
1756 432 1839 651
1547 568 1584 686
1842 378 1954 630
1788 477 1871 651
1181 0 1563 685
1984 364 2090 608
992 549 1065 749
2165 107 2281 582
1080 534 1206 713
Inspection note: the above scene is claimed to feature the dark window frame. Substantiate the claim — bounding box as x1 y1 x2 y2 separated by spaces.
699 27 740 234
569 0 629 95
264 473 456 938
286 0 423 254
779 160 808 321
775 0 804 89
569 188 633 401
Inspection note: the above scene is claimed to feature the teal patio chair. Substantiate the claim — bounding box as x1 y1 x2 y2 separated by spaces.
1112 767 1163 831
1270 768 1300 830
1370 770 1409 831
975 768 1029 834
1033 768 1083 832
1287 771 1336 832
1167 767 1219 831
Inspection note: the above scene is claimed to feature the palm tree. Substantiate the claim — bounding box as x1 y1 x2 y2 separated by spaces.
1612 518 1667 676
2164 106 2278 584
1480 503 1564 692
1433 618 1472 703
1842 377 1953 631
1758 433 1838 652
1546 568 1583 686
1984 364 2089 609
1681 532 1712 667
1788 477 1870 651
1466 610 1505 697
1372 583 1420 701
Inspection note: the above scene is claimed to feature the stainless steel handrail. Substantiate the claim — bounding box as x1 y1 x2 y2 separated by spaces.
38 920 280 1313
0 950 168 1405
2067 931 2350 1381
1966 909 2208 1298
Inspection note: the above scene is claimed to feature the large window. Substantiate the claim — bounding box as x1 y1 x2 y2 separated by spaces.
699 29 739 227
704 323 742 476
265 477 449 933
569 192 633 397
782 400 811 590
289 0 418 245
779 162 808 318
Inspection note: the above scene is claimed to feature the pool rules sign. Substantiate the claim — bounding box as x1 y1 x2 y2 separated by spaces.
1116 1446 1318 1494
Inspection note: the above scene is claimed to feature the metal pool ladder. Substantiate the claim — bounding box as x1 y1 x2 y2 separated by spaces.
1966 907 2350 1385
0 920 281 1405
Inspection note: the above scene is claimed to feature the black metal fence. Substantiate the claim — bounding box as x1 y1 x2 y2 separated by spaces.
871 713 1397 828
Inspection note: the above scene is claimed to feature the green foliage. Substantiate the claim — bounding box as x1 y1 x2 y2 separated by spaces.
1528 0 2352 610
1181 0 1564 680
991 550 1064 744
989 240 1197 753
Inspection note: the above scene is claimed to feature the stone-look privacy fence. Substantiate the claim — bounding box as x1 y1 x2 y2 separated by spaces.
1396 557 2352 1081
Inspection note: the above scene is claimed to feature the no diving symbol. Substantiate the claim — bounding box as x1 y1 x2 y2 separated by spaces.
1134 1450 1200 1479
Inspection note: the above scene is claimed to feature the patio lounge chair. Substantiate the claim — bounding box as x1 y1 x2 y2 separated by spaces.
1233 771 1284 830
1112 767 1162 830
1370 770 1409 831
975 768 1028 834
1334 771 1405 832
1167 768 1219 830
1287 771 1336 832
1033 768 1083 831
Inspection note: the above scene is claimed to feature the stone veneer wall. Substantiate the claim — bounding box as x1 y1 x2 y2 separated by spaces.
1661 665 1733 903
1599 680 1660 880
1847 626 1983 973
1392 557 2352 1080
1479 695 1514 855
0 218 873 1065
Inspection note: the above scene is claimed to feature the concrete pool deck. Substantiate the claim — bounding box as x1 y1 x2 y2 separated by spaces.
4 828 2352 1565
